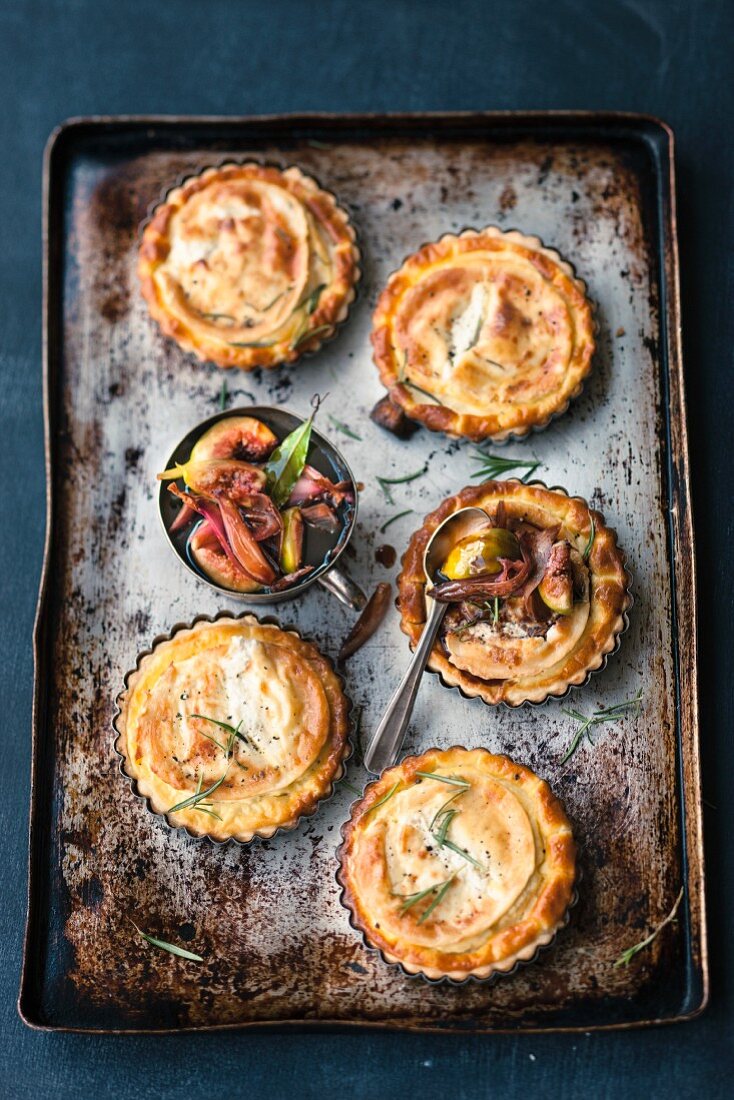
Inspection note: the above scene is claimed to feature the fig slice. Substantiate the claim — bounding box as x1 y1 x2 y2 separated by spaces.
538 541 574 615
190 416 278 463
189 538 263 594
158 458 267 503
217 497 277 585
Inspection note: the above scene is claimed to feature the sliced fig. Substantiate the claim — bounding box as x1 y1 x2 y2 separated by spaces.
189 522 262 593
441 528 521 580
538 541 574 615
190 416 278 463
370 395 419 439
163 458 267 501
280 507 304 574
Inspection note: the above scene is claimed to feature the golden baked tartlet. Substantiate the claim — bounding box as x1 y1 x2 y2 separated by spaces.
115 615 350 842
138 163 360 369
398 480 630 705
371 228 595 441
337 748 576 981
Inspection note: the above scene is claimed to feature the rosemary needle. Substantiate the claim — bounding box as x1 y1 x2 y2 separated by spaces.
376 467 426 503
129 920 204 962
470 452 541 483
380 509 413 533
613 887 684 967
328 415 362 441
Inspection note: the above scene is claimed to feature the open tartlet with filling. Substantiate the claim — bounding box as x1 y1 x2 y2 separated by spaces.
114 615 351 842
398 480 630 706
371 228 595 441
337 747 576 981
138 163 360 369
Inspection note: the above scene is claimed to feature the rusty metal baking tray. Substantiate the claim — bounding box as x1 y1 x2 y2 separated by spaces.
20 113 706 1032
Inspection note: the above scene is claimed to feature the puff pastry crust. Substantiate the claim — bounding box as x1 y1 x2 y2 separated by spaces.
338 747 576 981
371 228 595 441
115 616 350 841
398 480 630 705
139 163 360 370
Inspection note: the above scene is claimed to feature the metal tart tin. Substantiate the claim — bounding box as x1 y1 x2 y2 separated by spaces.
373 226 598 446
158 404 365 610
139 160 362 370
397 480 633 709
113 609 354 846
335 746 579 985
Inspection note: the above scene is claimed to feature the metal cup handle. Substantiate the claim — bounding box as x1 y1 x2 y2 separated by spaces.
317 563 367 611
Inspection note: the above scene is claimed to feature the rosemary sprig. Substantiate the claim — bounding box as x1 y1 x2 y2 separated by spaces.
432 807 459 847
168 725 238 814
436 837 484 871
613 887 684 968
418 877 456 923
470 452 541 483
380 509 413 533
365 780 400 815
328 415 362 441
560 690 643 763
415 771 470 789
376 468 426 503
302 283 326 316
219 378 228 411
129 920 203 962
293 323 332 351
341 779 362 796
583 514 596 561
396 876 455 918
191 714 249 746
190 773 223 821
429 790 465 832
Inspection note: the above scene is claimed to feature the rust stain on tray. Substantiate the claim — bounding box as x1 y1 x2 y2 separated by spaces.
27 119 701 1032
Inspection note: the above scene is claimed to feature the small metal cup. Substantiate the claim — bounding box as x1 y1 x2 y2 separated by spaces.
158 405 366 611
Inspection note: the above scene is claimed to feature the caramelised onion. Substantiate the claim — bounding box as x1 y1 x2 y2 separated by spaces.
514 525 559 602
238 492 283 541
168 484 257 583
301 501 340 532
169 493 197 533
270 565 315 592
338 582 392 661
288 464 353 507
430 556 530 602
217 496 276 585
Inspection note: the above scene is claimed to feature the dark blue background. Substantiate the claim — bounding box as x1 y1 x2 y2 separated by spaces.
1 1 731 1095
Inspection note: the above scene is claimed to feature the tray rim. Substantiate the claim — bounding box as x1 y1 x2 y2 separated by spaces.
19 109 707 1034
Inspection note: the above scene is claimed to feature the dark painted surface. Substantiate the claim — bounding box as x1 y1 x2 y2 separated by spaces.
0 0 730 1095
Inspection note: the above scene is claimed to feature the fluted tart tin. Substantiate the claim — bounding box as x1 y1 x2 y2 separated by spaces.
113 611 354 845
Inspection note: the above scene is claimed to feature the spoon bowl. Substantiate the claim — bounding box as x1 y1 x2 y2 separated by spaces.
422 506 494 588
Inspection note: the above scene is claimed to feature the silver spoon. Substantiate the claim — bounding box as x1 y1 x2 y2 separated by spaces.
364 506 490 773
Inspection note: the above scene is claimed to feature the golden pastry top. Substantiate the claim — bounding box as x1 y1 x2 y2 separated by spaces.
371 228 595 441
338 748 576 980
115 615 350 842
139 163 360 370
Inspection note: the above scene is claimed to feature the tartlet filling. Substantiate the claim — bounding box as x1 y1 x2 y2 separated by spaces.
432 505 590 681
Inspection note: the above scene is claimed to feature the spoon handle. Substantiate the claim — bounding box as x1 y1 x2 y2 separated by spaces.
364 598 448 774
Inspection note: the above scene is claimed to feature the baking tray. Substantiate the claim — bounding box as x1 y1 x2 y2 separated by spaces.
20 112 705 1032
